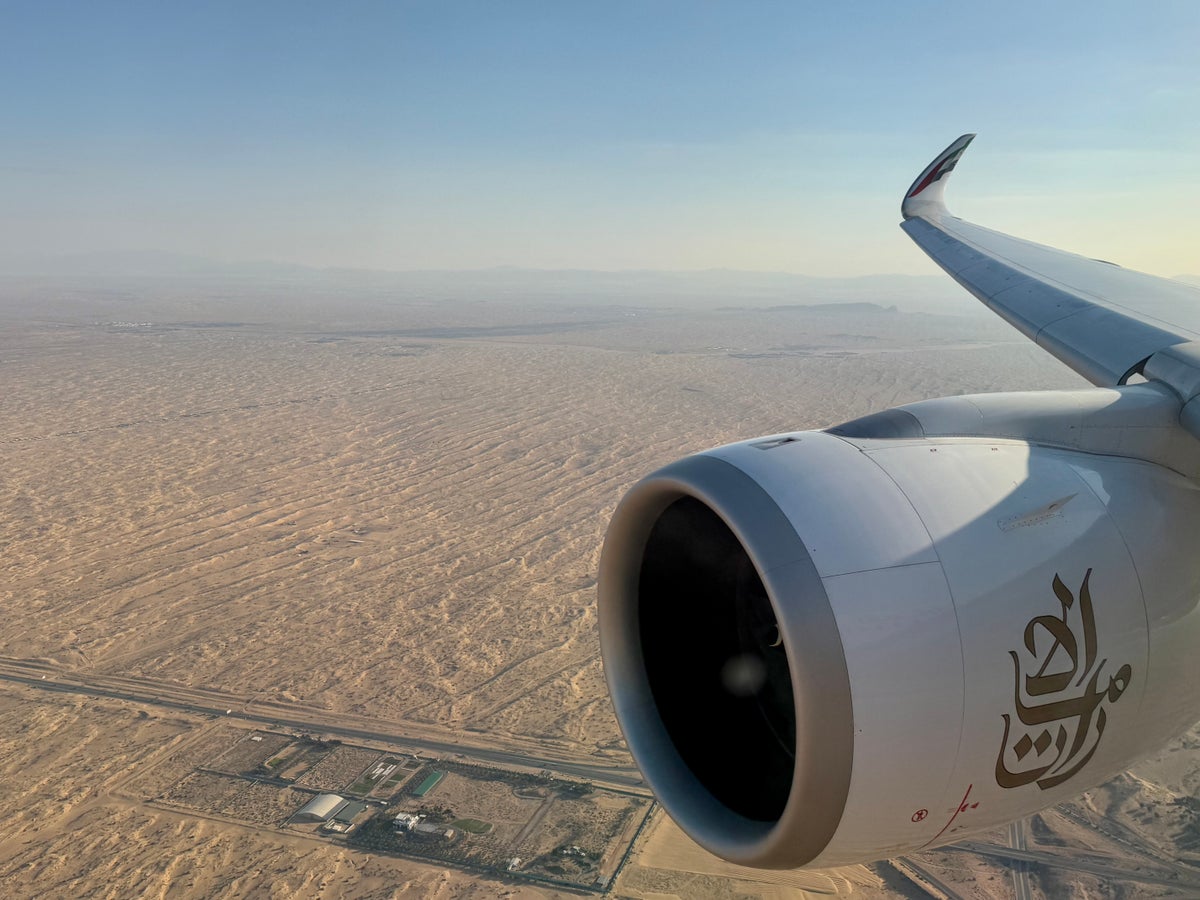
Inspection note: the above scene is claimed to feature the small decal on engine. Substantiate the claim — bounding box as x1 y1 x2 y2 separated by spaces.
922 784 979 847
996 569 1132 790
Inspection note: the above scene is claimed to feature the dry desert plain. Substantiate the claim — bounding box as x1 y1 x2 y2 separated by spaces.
4 277 1200 898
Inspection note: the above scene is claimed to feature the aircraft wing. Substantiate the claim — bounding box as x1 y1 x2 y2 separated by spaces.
901 134 1200 388
601 134 1200 870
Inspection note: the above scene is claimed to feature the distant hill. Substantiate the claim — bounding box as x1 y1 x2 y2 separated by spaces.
0 252 980 314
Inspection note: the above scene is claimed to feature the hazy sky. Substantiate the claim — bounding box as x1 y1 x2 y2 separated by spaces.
3 1 1198 276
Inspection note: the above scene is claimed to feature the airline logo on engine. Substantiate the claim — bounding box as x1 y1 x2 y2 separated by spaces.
995 569 1132 791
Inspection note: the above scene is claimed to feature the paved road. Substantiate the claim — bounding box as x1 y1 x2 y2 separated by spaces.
954 841 1199 891
893 858 963 900
1006 819 1033 900
1055 804 1177 866
0 658 648 792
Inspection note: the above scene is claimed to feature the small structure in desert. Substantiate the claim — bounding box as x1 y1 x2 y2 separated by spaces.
295 794 369 830
295 794 347 822
392 812 421 831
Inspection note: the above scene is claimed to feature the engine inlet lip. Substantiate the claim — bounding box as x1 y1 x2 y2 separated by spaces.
599 452 854 868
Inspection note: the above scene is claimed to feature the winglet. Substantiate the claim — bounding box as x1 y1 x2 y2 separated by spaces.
901 133 976 220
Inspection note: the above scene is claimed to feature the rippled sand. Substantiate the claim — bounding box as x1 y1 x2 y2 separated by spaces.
4 280 1138 897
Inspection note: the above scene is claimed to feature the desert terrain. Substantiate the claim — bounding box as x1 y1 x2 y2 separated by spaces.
3 275 1200 898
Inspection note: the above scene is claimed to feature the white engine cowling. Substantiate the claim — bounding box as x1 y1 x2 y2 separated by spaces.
598 400 1200 868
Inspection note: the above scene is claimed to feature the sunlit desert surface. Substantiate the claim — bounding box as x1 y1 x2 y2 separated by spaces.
3 278 1199 897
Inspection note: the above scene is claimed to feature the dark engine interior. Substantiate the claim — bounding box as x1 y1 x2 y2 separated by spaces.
637 496 796 822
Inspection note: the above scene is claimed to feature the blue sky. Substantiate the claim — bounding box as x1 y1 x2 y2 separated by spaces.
2 1 1198 276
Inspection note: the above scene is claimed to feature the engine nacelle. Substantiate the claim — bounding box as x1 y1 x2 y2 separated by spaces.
599 390 1200 868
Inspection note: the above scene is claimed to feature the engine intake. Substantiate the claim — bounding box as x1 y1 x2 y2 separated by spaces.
600 452 852 868
599 414 1200 868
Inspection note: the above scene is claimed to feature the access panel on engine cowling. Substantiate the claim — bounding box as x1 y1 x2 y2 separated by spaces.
858 440 1152 852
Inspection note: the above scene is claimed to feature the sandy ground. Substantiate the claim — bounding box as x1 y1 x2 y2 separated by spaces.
619 810 890 898
0 292 1066 756
6 280 1196 897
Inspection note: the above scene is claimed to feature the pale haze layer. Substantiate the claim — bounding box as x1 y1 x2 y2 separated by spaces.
2 1 1198 278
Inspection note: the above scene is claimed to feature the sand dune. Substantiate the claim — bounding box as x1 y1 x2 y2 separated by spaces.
16 285 1190 897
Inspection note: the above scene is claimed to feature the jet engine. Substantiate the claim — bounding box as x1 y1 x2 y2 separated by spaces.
598 385 1200 868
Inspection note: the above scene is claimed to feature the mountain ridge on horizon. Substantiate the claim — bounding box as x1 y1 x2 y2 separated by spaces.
4 250 1195 318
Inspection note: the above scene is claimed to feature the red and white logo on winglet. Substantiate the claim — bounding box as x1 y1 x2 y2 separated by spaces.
908 145 968 198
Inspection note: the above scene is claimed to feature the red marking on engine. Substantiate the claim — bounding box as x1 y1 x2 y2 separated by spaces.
911 809 929 823
922 783 976 847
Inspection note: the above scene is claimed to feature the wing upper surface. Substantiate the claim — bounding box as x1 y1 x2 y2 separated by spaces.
901 136 1200 386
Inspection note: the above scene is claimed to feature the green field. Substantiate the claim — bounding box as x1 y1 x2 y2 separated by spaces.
347 757 403 796
380 761 412 792
451 818 493 834
412 770 445 797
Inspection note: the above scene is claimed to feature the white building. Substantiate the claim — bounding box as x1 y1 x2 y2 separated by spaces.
392 813 421 831
295 794 348 822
